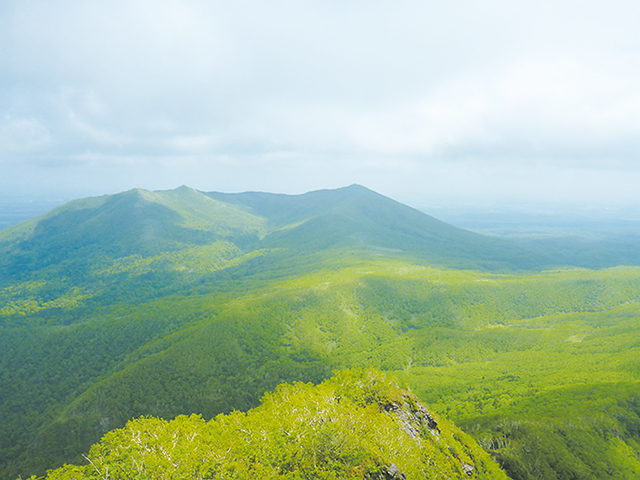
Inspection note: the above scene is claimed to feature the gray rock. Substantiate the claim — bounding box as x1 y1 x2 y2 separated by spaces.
384 394 441 440
368 463 407 479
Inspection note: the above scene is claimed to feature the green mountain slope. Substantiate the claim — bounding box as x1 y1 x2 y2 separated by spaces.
2 185 640 479
208 184 553 270
1 184 552 288
0 186 266 278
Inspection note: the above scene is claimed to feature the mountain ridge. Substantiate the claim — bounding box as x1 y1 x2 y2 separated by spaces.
0 184 555 282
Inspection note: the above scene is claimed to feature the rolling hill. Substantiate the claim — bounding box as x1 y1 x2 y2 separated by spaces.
1 185 640 479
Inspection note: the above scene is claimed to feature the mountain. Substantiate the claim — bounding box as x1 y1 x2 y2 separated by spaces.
0 184 550 285
2 185 640 480
0 186 266 277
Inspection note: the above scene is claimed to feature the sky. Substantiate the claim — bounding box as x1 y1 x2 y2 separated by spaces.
2 0 640 213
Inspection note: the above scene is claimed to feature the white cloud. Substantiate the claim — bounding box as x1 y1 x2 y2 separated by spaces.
0 117 51 152
2 0 640 208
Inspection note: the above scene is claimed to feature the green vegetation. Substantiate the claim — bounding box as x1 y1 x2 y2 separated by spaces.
2 185 640 479
40 369 507 480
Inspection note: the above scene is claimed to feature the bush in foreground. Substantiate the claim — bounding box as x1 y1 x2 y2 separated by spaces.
39 369 507 479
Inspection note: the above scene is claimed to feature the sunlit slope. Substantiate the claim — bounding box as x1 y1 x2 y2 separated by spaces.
10 261 640 479
0 186 267 280
45 370 509 480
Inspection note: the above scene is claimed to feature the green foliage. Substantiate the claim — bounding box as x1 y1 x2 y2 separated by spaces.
460 383 640 479
3 185 640 479
5 259 640 478
44 369 507 480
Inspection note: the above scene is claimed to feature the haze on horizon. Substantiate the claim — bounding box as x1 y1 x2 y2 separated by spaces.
2 0 640 217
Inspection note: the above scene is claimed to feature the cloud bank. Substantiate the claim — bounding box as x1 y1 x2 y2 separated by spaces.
1 0 640 209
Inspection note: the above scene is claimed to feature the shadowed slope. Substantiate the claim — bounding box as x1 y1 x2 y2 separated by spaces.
209 184 553 270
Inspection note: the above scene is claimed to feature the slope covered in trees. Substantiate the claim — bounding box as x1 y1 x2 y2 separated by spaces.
1 185 640 479
42 369 508 480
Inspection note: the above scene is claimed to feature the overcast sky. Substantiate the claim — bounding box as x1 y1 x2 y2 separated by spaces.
2 0 640 212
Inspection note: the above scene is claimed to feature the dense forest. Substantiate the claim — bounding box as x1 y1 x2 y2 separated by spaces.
1 185 639 479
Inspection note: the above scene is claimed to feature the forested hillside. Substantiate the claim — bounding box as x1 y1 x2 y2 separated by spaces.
42 369 508 480
1 185 639 479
